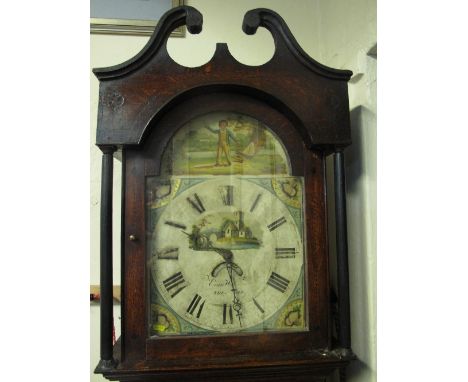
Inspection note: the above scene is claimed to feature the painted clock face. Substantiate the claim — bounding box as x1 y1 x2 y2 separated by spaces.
147 176 306 335
146 112 307 336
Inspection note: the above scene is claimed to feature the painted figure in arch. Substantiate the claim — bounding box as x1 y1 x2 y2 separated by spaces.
204 120 237 166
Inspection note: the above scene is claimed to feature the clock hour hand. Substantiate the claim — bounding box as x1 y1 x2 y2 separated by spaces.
211 262 226 277
210 247 242 277
211 261 243 277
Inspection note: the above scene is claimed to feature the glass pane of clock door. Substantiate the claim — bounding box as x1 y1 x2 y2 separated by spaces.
146 112 307 337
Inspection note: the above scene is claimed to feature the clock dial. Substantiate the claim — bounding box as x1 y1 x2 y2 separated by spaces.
148 176 306 335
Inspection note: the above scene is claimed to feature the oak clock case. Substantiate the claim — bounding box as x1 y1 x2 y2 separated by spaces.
135 95 322 362
93 5 355 382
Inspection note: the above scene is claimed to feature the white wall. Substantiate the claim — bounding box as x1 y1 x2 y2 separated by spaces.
317 1 376 381
90 1 376 381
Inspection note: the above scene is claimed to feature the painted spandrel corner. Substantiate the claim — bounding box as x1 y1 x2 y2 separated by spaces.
161 112 291 176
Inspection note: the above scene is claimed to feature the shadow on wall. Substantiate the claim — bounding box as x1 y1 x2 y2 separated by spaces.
328 103 377 382
346 105 376 191
342 104 376 382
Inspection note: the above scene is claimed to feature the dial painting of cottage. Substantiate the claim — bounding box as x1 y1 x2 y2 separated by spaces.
189 210 260 251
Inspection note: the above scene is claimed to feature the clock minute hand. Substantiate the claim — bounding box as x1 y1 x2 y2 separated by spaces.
209 246 243 326
226 262 243 327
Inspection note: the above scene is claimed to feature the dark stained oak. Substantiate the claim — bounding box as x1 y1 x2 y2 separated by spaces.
95 145 118 374
93 6 352 150
93 5 354 382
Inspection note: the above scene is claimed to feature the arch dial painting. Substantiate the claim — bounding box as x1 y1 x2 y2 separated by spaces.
146 113 307 336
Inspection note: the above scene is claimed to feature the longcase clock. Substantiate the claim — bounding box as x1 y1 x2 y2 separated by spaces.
93 6 355 382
